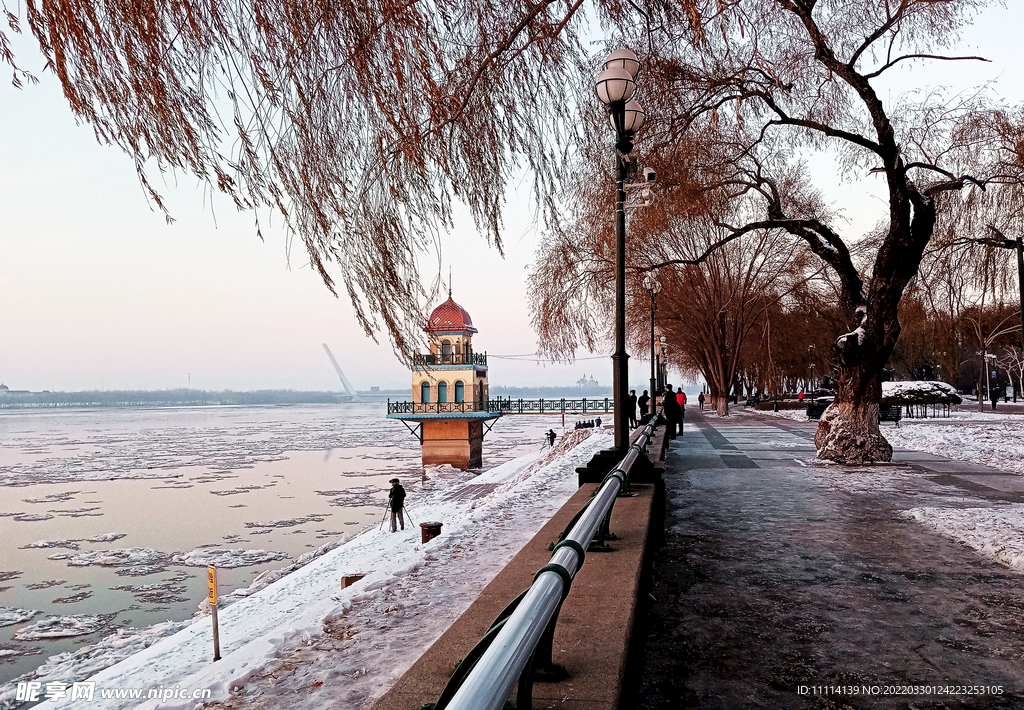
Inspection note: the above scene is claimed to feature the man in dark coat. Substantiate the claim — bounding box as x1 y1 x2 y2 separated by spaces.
663 384 683 439
388 478 406 532
638 390 650 420
628 390 638 428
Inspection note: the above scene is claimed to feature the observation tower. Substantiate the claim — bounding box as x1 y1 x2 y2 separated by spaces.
386 292 500 469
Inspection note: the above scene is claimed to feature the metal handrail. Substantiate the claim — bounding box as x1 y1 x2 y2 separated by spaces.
386 397 615 416
440 409 663 710
413 352 488 366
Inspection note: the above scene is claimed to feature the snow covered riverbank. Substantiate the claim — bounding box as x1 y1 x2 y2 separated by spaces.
1 428 608 710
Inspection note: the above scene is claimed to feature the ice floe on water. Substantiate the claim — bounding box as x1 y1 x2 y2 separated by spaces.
0 647 42 662
24 580 65 591
244 514 329 529
20 539 82 551
0 608 39 627
86 533 126 543
51 548 168 568
110 575 189 605
12 614 114 641
171 548 289 568
0 622 187 707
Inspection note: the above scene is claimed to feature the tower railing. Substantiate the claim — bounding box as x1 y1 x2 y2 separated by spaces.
413 352 488 367
386 397 615 416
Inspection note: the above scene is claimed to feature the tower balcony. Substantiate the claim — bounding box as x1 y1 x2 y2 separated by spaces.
413 352 487 367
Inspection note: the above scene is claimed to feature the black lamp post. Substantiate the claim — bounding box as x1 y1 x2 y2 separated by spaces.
658 335 668 393
596 48 646 451
643 271 662 407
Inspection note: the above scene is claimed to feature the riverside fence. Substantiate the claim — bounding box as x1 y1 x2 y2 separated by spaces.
386 397 614 416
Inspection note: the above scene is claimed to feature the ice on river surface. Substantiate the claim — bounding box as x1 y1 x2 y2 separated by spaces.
0 402 573 693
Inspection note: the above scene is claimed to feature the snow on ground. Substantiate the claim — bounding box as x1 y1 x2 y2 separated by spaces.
903 506 1024 571
1 428 606 710
886 419 1024 477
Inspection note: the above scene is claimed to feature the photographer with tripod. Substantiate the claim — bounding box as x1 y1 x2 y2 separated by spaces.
387 478 407 533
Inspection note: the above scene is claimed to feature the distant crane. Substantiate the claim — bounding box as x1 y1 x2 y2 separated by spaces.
321 344 359 401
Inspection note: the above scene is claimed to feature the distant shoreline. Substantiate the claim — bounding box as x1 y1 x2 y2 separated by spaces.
0 389 375 408
0 386 623 409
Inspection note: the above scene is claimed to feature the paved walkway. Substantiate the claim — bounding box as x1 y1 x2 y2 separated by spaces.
635 409 1024 709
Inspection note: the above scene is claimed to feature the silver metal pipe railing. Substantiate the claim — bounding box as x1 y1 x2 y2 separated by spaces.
444 411 662 710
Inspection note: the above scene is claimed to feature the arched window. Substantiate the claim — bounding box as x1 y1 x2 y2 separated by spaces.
438 381 448 403
455 381 464 403
441 340 452 357
455 342 462 356
421 381 430 404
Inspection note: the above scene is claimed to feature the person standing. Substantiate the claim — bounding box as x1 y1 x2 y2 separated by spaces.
638 390 651 420
677 389 686 425
663 384 682 439
628 389 638 429
698 392 705 410
388 478 406 532
546 429 557 446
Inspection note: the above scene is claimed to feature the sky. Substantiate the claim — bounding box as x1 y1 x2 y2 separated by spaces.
1 4 1023 393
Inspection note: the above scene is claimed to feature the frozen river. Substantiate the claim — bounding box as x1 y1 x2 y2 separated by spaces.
0 402 566 686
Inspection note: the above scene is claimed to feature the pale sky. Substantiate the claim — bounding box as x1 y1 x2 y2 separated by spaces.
1 5 1022 393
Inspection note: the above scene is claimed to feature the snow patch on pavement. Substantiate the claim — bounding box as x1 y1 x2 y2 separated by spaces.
902 505 1024 571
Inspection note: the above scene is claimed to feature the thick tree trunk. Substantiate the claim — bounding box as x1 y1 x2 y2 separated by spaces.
815 364 892 464
714 395 729 416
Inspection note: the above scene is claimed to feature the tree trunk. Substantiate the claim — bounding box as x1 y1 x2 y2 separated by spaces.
814 363 892 464
714 395 729 416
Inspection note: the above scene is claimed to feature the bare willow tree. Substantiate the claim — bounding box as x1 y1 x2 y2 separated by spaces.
655 227 811 416
617 0 1005 464
1 0 632 354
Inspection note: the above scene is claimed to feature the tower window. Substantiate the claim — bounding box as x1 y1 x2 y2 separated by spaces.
455 381 464 403
421 381 430 403
441 340 452 357
438 381 448 403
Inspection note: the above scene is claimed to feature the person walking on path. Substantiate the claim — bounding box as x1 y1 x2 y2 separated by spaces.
677 389 686 423
628 389 638 429
388 478 406 533
663 384 682 439
638 390 650 420
991 386 999 410
698 392 705 410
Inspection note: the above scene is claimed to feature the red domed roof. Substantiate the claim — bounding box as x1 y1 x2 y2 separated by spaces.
425 296 477 334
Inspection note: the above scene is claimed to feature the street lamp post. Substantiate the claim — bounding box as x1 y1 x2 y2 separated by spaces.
596 48 646 451
643 271 662 412
658 336 668 393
